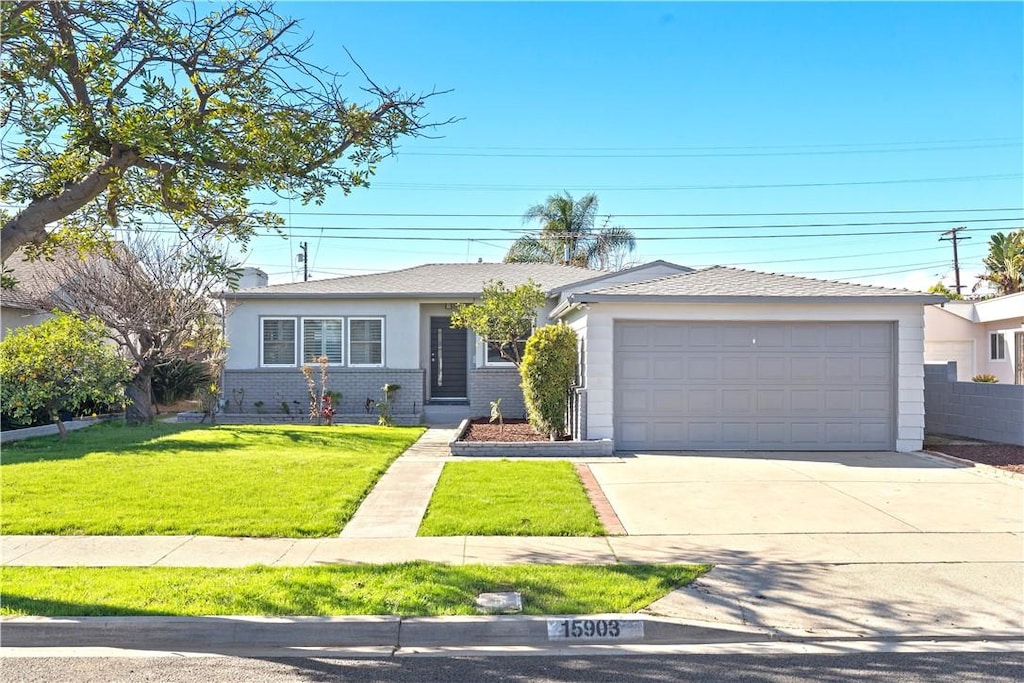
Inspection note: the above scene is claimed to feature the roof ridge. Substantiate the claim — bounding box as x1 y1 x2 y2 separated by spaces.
706 264 928 295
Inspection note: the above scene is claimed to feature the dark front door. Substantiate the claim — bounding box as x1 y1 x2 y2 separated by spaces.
430 317 467 400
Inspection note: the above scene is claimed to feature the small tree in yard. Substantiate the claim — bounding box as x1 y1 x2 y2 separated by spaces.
450 280 546 366
0 313 130 438
519 323 578 441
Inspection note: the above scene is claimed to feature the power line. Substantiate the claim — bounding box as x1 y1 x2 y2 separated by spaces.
232 207 1024 219
129 216 1022 232
405 136 1023 153
400 142 1021 159
367 173 1022 192
137 225 1017 243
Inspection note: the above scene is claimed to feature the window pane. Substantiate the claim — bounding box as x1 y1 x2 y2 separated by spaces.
349 319 383 365
303 319 343 364
487 340 526 364
991 334 1005 360
263 319 295 365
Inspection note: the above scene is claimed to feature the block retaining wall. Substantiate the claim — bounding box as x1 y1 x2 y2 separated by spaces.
448 419 614 457
924 362 1024 446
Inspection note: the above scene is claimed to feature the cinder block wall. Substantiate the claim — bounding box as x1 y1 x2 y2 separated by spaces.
468 368 526 419
223 368 426 417
924 362 1024 446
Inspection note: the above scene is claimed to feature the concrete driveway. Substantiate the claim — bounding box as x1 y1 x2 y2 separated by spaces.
588 450 1024 637
589 450 1022 536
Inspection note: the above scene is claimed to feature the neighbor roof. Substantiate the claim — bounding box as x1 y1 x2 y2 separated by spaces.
1 247 79 311
566 266 945 304
225 262 599 299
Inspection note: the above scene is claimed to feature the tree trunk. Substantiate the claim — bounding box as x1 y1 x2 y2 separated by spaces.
125 365 155 425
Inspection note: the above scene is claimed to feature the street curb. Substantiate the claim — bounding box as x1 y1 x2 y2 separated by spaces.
917 449 1024 482
0 614 771 651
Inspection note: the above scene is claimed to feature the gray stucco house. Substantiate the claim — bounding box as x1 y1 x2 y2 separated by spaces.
222 260 942 452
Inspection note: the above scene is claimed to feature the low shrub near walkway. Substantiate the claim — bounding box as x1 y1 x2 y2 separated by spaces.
1 422 424 537
0 564 707 616
419 460 605 536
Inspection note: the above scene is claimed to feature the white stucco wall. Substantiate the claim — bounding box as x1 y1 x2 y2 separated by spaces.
925 301 1024 384
224 298 422 369
1 306 52 339
563 301 929 453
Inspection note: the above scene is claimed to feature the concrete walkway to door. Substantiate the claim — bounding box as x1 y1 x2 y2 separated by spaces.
586 449 1024 638
339 426 457 538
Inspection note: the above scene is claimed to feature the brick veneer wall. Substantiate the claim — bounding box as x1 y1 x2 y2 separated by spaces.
223 368 426 417
468 367 526 419
924 362 1024 446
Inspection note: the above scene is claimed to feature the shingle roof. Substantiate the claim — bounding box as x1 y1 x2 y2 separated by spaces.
227 262 599 298
1 247 74 310
573 266 944 302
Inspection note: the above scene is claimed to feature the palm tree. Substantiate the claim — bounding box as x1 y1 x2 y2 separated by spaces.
504 192 636 269
975 230 1024 295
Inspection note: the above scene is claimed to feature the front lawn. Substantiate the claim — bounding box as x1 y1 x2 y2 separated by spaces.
0 563 706 616
418 460 605 536
1 422 424 537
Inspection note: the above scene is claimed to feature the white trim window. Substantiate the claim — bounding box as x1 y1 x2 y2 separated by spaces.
990 332 1007 361
302 318 345 365
485 339 527 367
348 317 384 366
261 317 297 366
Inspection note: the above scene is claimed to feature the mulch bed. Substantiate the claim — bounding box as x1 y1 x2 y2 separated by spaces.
925 443 1024 474
461 418 563 442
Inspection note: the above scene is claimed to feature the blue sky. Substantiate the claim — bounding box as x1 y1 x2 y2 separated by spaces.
237 2 1023 291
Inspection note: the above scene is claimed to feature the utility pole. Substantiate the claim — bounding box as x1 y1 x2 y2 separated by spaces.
298 241 308 282
939 227 970 295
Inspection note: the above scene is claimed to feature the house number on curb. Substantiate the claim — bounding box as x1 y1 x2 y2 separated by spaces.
546 618 644 641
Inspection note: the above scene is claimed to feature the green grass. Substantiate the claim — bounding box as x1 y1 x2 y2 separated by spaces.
0 564 707 617
418 460 605 536
0 421 424 537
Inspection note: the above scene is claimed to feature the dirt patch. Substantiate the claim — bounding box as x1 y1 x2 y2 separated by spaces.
925 443 1024 474
461 418 565 443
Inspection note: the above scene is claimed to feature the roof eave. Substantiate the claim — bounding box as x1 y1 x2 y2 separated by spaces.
570 293 946 305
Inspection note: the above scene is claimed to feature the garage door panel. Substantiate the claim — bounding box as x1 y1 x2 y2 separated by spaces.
792 327 825 347
654 389 685 412
790 357 824 380
755 325 787 347
722 357 751 380
688 326 719 347
790 389 821 412
859 357 891 379
618 389 649 414
614 322 895 451
687 358 718 380
653 326 684 347
653 358 684 379
756 357 787 380
722 326 754 347
722 389 752 413
686 389 718 413
619 357 650 380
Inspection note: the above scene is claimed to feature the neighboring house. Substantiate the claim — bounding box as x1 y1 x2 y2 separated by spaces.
0 248 71 338
222 260 941 452
924 293 1024 384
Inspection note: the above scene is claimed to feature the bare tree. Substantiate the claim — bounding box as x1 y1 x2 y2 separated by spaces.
40 237 231 425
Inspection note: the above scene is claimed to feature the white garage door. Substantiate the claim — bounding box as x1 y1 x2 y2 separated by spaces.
614 322 895 451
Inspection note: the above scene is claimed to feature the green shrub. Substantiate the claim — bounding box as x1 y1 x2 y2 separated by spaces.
520 323 578 440
972 373 999 383
0 312 129 437
152 360 213 404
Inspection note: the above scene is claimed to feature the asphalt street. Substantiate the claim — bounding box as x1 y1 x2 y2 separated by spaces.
2 651 1022 682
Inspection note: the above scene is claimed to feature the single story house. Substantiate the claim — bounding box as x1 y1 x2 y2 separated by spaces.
222 260 942 452
924 293 1024 384
1 247 82 339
